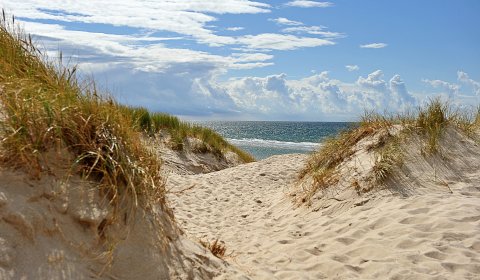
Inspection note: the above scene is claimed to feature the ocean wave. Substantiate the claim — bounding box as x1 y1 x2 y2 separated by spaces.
227 138 320 151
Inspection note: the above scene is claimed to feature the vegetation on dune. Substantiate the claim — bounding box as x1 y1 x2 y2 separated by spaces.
0 11 252 221
0 12 167 219
200 238 228 259
297 98 480 203
125 107 255 163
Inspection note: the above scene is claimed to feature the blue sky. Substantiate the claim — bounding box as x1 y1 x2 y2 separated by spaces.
3 0 479 121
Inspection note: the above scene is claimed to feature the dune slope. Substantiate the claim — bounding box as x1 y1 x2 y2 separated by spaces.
168 127 480 279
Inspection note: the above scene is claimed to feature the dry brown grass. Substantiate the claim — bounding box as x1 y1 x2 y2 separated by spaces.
297 121 387 201
0 11 168 227
297 98 479 204
371 138 403 184
200 238 227 259
0 10 253 219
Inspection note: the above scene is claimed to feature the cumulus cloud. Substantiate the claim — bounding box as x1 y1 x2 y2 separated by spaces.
360 43 388 49
285 1 333 8
94 58 417 122
270 17 303 26
223 70 417 120
457 71 480 96
357 70 388 92
421 70 480 111
422 79 460 98
99 63 241 117
345 65 359 72
389 75 416 107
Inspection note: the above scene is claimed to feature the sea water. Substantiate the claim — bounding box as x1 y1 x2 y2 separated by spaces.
196 121 355 160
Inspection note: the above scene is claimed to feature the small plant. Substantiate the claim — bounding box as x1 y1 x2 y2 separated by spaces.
371 139 403 184
200 239 227 259
416 98 448 154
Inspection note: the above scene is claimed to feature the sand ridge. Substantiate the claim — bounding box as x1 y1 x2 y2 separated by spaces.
168 149 480 279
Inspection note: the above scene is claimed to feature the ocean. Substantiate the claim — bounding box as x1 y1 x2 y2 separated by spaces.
196 121 356 160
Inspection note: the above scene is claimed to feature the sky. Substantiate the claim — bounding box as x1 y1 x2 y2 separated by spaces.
2 0 480 121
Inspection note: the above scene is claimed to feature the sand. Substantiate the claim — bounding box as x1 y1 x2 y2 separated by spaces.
0 168 246 279
1 126 479 279
167 128 480 279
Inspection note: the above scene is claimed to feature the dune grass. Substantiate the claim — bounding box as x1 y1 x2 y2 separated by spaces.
0 10 253 225
297 98 479 203
125 106 255 162
0 12 167 218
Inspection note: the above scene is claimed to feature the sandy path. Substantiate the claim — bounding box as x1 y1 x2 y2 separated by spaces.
167 154 480 279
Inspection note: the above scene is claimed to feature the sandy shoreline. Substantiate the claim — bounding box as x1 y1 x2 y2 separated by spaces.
167 152 480 279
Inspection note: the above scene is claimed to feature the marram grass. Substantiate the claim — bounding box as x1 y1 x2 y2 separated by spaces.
297 98 480 204
125 106 255 162
0 11 253 219
0 12 165 216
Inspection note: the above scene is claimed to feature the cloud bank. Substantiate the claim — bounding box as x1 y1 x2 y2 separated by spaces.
104 68 425 121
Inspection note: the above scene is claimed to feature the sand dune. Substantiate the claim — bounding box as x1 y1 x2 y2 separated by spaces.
167 128 480 279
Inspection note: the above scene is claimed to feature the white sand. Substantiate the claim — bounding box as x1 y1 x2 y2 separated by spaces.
1 126 479 279
167 127 480 279
0 168 246 279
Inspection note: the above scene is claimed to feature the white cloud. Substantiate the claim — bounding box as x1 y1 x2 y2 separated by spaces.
422 78 460 97
223 70 417 120
270 17 303 26
389 74 416 106
285 1 333 8
360 43 388 49
458 71 480 96
282 26 344 38
88 60 377 120
2 0 270 48
237 33 335 51
345 65 359 72
103 64 241 117
226 27 244 31
93 66 356 121
19 21 273 72
422 73 480 107
357 70 388 92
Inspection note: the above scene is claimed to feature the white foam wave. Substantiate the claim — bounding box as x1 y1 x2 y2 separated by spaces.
227 138 320 151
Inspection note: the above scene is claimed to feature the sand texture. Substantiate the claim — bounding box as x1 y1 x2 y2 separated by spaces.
0 126 479 279
0 168 246 279
168 128 480 279
149 134 243 175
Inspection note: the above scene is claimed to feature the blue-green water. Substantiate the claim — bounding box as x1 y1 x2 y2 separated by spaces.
196 121 355 160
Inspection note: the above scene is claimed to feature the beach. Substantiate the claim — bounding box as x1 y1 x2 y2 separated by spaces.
1 5 480 279
166 128 480 279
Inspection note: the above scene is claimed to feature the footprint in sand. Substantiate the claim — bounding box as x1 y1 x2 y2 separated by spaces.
278 239 294 245
336 237 356 245
407 207 430 215
424 250 447 260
